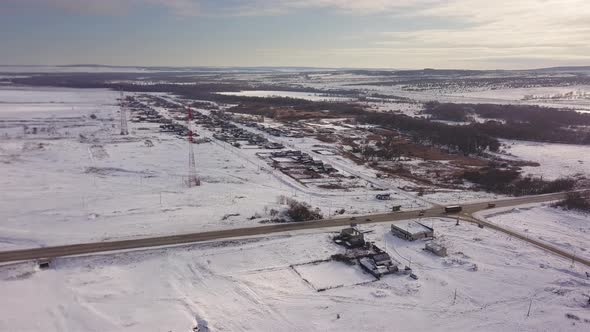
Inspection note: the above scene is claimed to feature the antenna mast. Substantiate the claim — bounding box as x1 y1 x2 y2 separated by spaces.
119 90 128 135
187 106 200 187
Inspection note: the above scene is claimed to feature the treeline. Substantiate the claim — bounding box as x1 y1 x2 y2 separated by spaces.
360 112 500 154
227 99 500 155
228 98 364 116
425 102 590 126
463 166 575 196
472 121 590 145
425 102 590 144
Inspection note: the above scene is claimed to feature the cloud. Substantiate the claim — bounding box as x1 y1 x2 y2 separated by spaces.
371 0 590 67
247 0 590 68
3 0 589 68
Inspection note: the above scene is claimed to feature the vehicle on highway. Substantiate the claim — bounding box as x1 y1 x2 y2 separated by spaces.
487 203 497 208
418 210 426 216
444 205 463 213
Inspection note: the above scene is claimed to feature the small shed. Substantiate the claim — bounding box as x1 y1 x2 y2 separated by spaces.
425 242 447 257
38 258 51 269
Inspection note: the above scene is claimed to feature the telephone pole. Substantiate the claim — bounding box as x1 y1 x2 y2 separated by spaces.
119 90 128 135
186 106 200 187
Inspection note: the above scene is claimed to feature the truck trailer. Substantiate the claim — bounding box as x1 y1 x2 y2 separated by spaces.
444 205 463 213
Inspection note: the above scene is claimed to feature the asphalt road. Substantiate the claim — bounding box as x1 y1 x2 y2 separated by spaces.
0 191 581 265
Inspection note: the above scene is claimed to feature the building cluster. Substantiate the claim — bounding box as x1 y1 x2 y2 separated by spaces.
359 246 400 278
130 104 168 124
238 119 306 138
332 227 400 279
159 123 190 136
188 111 285 149
263 150 338 181
330 220 449 281
391 221 448 257
126 96 191 137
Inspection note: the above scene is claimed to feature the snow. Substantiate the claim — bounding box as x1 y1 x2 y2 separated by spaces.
424 190 503 205
0 87 429 250
1 218 589 331
2 79 590 330
293 260 375 290
502 140 590 179
477 204 590 261
393 220 432 234
217 90 353 102
297 73 590 112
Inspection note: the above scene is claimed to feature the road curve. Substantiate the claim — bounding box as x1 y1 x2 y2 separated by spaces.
0 191 577 264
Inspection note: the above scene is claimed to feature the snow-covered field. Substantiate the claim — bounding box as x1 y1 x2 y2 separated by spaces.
502 140 590 179
1 218 589 331
296 72 590 111
2 79 590 331
217 90 353 101
479 204 590 261
0 87 428 249
424 190 502 205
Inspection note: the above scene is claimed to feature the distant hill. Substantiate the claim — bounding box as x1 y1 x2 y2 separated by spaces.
532 66 590 72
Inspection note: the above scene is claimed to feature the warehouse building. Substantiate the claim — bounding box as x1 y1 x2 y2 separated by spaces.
391 221 434 241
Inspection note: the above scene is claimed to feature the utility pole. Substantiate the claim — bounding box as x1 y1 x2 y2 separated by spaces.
186 106 200 187
571 251 576 267
119 90 128 135
526 298 533 318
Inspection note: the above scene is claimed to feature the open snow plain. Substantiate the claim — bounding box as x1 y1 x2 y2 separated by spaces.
501 140 590 180
479 204 590 262
1 218 589 331
1 84 590 331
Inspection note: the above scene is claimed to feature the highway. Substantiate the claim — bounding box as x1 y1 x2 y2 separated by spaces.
0 191 587 266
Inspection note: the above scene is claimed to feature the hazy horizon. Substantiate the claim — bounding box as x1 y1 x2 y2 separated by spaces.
2 0 590 70
1 63 590 71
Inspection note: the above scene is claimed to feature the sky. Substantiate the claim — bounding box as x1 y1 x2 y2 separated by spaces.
1 0 589 69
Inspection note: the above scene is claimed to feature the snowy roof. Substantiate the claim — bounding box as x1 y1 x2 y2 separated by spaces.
372 253 392 264
393 221 432 235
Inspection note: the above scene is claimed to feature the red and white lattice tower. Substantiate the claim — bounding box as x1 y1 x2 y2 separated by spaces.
186 106 200 187
119 90 129 135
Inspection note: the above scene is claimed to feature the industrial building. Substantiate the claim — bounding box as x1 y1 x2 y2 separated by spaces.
391 221 434 241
